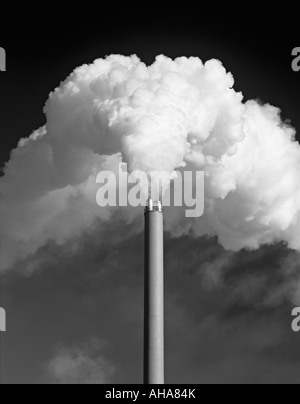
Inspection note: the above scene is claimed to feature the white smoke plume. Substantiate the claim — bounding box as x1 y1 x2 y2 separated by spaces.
1 54 300 271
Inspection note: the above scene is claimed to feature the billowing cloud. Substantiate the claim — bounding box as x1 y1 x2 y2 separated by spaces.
1 55 300 271
44 339 115 384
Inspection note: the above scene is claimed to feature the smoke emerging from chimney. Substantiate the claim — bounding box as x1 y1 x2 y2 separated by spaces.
1 55 300 271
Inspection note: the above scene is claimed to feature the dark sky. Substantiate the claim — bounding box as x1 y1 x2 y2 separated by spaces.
0 6 300 384
1 6 300 168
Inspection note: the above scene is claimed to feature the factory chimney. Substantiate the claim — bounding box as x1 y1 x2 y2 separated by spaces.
144 199 165 384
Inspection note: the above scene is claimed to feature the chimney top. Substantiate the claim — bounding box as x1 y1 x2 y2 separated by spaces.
145 199 163 213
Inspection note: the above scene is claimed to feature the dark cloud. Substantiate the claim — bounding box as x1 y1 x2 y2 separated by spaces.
43 339 115 384
1 224 299 384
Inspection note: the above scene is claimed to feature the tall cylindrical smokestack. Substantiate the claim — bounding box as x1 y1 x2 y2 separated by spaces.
144 199 164 384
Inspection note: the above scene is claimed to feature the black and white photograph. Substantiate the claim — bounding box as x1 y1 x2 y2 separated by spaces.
0 5 300 387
